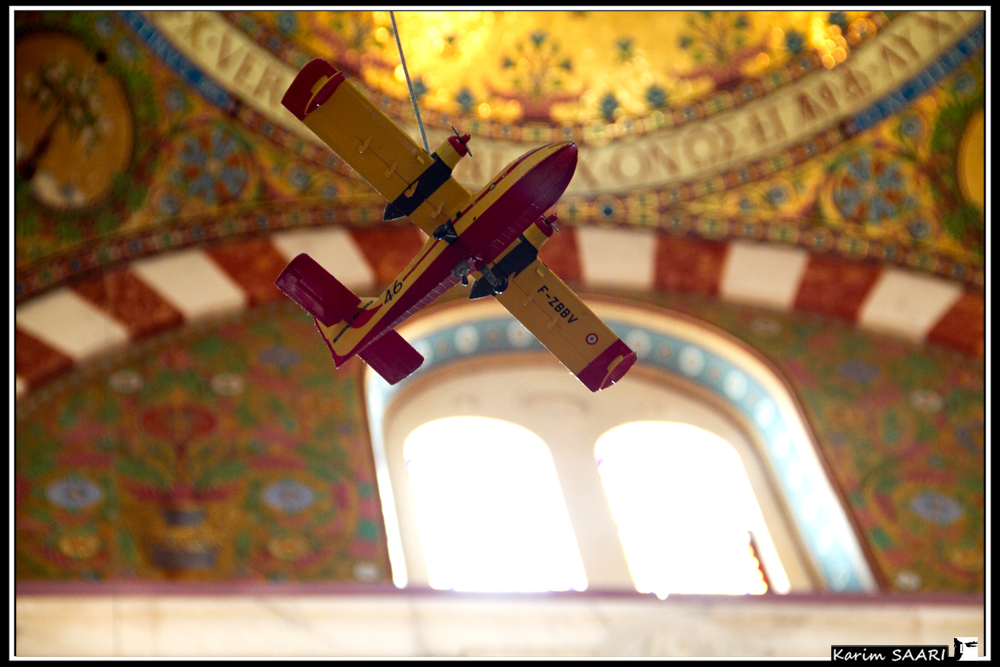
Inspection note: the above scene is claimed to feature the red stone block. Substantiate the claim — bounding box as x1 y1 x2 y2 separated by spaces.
72 269 183 340
206 238 291 306
538 226 583 285
15 328 73 390
349 226 426 286
926 291 985 359
654 234 729 296
793 255 882 322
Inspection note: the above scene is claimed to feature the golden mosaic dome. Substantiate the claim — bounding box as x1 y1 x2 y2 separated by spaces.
245 11 880 129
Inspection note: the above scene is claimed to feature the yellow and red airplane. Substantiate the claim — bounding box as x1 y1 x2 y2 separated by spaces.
274 58 636 391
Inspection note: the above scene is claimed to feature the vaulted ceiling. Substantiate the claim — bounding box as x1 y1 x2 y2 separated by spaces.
14 10 985 389
13 11 986 596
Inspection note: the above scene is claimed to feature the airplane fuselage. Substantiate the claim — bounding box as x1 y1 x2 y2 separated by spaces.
275 57 635 391
317 140 578 364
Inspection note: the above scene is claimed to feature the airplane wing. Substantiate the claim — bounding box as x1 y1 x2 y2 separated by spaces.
282 59 472 237
492 257 636 392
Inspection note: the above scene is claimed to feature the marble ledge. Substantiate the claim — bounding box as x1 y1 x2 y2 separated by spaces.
14 592 985 658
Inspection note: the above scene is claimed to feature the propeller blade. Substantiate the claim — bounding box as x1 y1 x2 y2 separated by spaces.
450 124 472 158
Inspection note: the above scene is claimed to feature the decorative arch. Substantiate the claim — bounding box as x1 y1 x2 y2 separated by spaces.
367 298 878 592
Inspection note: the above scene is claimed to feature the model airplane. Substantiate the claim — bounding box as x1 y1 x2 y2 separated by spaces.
274 58 636 391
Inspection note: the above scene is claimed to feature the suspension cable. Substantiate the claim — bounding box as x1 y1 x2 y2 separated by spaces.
390 11 430 154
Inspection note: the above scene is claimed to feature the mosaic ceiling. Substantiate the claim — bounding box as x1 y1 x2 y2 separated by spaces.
243 10 882 126
13 11 986 594
13 10 986 301
16 302 391 585
14 289 984 592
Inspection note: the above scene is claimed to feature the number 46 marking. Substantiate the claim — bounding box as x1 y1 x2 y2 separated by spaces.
384 280 403 304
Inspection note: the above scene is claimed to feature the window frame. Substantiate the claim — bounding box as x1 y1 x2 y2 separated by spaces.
367 298 877 593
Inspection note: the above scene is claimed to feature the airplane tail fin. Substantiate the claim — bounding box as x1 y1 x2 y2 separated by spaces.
359 330 424 385
275 253 423 385
275 253 360 327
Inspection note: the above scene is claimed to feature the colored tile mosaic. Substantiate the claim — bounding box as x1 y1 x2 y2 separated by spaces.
15 11 984 309
842 23 985 136
15 12 163 273
14 268 984 592
222 10 889 142
15 301 392 584
641 53 985 289
15 203 388 305
14 12 360 299
72 268 185 339
119 10 237 114
630 288 984 593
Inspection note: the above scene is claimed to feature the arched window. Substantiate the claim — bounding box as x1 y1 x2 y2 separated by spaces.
595 421 786 597
403 416 588 592
372 298 870 592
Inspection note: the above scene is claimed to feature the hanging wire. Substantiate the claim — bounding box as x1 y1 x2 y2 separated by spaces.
390 11 430 154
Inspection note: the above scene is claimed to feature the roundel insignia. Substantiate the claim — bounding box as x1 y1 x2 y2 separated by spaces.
586 333 599 345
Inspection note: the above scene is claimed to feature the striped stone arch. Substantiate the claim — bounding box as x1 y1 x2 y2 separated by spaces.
14 224 984 397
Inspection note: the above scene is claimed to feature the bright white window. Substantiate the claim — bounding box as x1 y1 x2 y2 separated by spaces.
403 416 588 592
596 421 782 597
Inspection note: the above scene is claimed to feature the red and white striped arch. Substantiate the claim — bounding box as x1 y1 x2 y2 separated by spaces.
14 226 984 397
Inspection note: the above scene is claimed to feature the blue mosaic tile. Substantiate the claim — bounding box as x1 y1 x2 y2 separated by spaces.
845 20 983 134
118 11 237 113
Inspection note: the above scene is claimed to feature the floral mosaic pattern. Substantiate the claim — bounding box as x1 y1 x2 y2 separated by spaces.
15 302 391 584
46 477 104 510
675 12 765 93
14 11 380 302
172 125 249 205
15 281 984 592
631 288 985 592
667 51 986 280
830 151 918 226
14 12 983 302
489 29 579 121
17 56 117 190
240 10 884 126
14 13 160 270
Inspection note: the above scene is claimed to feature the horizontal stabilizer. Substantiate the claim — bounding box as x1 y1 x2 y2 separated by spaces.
274 253 360 327
359 330 424 385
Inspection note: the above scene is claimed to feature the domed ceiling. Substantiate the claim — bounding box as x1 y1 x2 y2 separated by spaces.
245 10 880 126
13 11 985 593
14 10 985 295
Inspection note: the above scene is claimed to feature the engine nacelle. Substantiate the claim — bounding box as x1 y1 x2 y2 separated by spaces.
434 133 471 170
